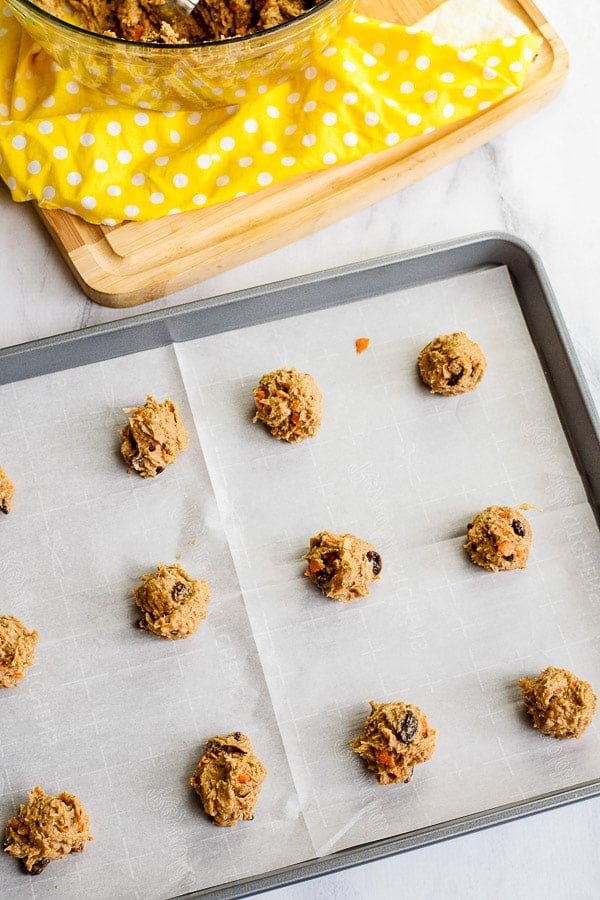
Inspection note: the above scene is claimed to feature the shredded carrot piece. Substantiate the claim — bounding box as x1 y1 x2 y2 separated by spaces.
374 749 394 768
8 818 19 829
290 412 300 425
237 773 250 784
355 337 370 354
497 541 514 556
307 559 324 573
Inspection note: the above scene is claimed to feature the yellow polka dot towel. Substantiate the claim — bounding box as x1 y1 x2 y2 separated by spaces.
0 0 541 225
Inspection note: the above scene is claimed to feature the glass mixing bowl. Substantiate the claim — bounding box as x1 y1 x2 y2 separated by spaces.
6 0 356 110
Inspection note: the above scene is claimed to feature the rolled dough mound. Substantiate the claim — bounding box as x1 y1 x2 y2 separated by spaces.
120 395 188 478
303 530 382 602
253 368 322 443
351 700 437 784
464 504 533 572
418 331 487 396
0 615 38 688
133 563 210 640
519 665 597 740
0 466 15 515
190 732 267 826
4 785 92 875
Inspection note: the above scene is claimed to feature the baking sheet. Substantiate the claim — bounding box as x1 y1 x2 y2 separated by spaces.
1 236 600 899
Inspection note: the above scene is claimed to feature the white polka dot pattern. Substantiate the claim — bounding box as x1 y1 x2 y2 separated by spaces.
0 3 540 225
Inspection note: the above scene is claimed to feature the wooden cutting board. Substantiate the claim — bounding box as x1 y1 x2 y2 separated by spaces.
35 0 568 307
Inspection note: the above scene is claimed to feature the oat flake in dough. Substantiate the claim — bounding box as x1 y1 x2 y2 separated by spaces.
190 732 267 826
351 700 437 784
120 395 188 478
4 786 92 875
519 666 597 739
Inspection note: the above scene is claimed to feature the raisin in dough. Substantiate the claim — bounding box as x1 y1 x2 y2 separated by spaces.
190 732 267 826
519 666 597 739
303 531 382 602
0 466 15 515
0 615 38 688
120 395 188 478
133 563 210 640
351 700 437 784
464 505 533 572
253 368 322 443
418 332 487 396
4 786 92 875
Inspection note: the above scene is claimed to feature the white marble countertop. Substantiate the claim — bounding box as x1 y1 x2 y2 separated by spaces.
2 0 599 897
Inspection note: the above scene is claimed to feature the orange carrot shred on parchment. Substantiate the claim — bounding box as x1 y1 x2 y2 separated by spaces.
355 337 370 354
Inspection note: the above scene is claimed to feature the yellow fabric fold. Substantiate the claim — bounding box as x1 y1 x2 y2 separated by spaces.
0 2 541 224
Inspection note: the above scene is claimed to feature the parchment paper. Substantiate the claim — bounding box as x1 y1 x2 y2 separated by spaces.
1 264 599 898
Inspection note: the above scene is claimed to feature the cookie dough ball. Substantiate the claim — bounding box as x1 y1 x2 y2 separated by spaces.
120 395 188 478
351 700 437 784
0 615 38 688
464 505 532 572
519 666 597 740
303 531 382 602
190 732 267 827
0 466 15 515
133 563 210 640
4 786 92 875
418 331 487 396
253 368 322 443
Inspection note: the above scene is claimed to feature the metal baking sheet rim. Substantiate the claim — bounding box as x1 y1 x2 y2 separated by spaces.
3 230 600 898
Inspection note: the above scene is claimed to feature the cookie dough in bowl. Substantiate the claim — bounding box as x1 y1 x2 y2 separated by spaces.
4 786 92 875
0 615 38 688
351 700 437 784
0 466 15 515
464 504 533 572
37 0 322 43
190 732 267 826
133 563 210 640
253 367 323 443
6 0 355 109
519 666 597 739
418 331 487 396
303 530 382 601
120 395 188 478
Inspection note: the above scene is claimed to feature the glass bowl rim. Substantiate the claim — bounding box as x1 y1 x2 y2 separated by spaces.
7 0 348 50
